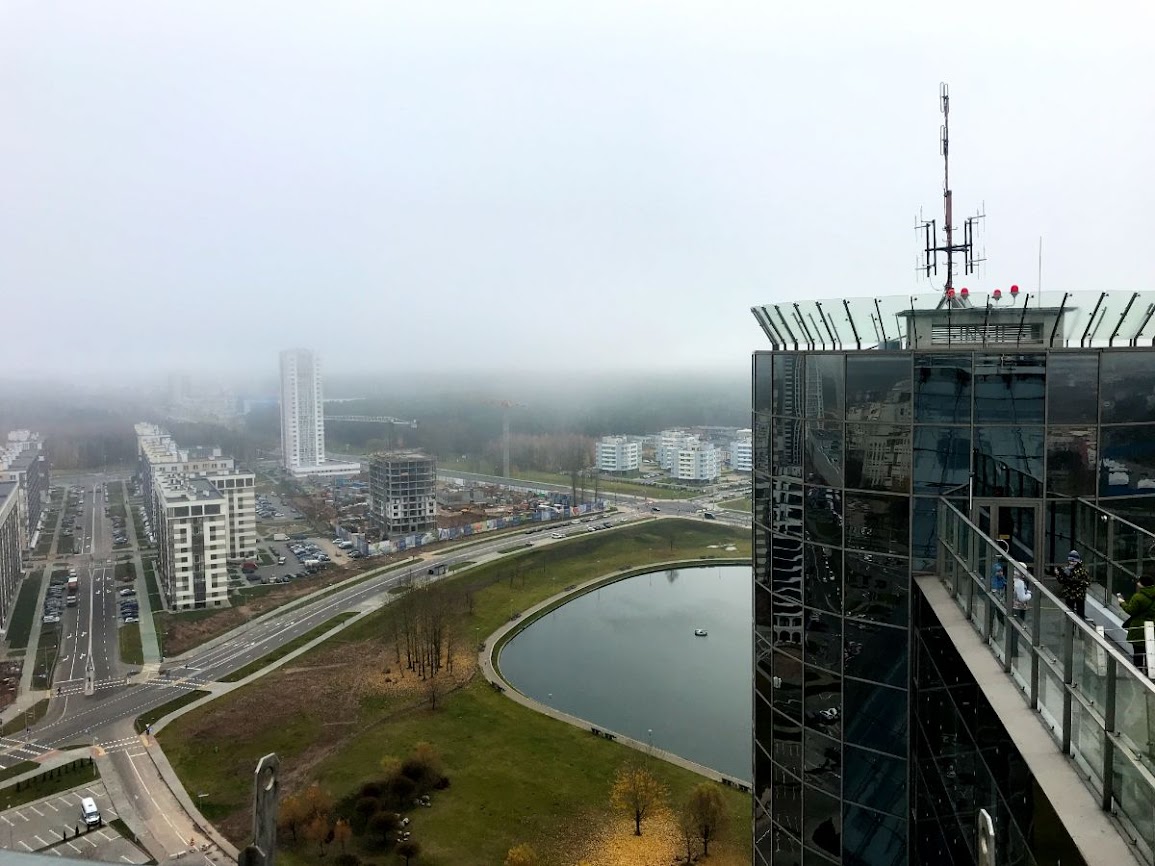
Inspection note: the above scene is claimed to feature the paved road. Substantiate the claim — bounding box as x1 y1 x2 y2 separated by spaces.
24 511 644 754
50 481 124 709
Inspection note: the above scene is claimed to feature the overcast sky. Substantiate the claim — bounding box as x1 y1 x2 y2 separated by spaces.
2 1 1152 381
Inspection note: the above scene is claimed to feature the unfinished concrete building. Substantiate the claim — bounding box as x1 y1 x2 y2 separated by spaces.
368 451 437 538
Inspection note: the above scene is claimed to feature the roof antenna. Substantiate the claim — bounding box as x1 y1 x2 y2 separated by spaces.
918 83 985 308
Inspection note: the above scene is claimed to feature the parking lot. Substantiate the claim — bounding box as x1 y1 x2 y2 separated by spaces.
0 781 149 863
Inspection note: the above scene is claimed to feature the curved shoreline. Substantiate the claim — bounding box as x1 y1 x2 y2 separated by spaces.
480 557 752 790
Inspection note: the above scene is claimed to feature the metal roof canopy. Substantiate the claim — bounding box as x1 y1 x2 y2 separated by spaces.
752 290 1155 352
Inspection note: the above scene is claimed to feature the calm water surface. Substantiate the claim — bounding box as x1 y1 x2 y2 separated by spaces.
499 564 751 780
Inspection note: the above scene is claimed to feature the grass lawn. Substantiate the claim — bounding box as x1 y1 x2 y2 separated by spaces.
136 690 211 734
2 699 49 736
0 760 38 783
0 760 100 810
717 496 752 512
114 561 135 582
32 623 61 690
7 571 44 650
118 623 143 666
161 520 752 864
218 612 359 682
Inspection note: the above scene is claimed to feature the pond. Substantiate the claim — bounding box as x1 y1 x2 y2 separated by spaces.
499 563 751 781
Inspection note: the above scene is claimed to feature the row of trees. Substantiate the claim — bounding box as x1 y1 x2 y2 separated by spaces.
388 579 462 683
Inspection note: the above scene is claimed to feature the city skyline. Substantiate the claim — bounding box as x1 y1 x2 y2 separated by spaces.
2 2 1153 379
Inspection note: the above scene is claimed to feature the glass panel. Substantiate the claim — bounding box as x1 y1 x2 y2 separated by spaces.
775 354 806 417
1115 668 1155 761
973 353 1045 424
772 648 805 722
844 491 910 557
846 355 912 422
805 486 843 547
911 497 939 573
806 355 845 421
770 763 804 838
1046 426 1099 497
805 544 842 614
844 620 908 687
845 550 909 628
844 746 908 817
1070 699 1106 790
973 426 1044 498
774 418 805 478
803 785 843 861
804 665 843 739
806 422 844 487
843 678 907 756
1101 351 1155 423
754 413 771 477
842 805 907 866
912 426 970 494
772 480 806 537
1100 424 1155 497
805 610 843 673
755 582 774 631
771 707 805 778
845 424 911 493
1113 748 1155 856
1037 666 1066 741
755 353 774 414
914 352 972 424
762 825 803 866
803 728 842 796
1047 353 1099 424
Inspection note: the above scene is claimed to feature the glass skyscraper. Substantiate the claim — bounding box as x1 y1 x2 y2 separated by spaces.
752 290 1155 865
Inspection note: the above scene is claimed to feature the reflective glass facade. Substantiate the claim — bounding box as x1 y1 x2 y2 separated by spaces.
752 346 1155 865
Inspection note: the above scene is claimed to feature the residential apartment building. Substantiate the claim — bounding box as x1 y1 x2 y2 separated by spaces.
730 429 753 472
0 430 48 552
279 349 360 478
657 430 698 470
751 289 1154 866
368 452 437 537
135 423 256 609
0 483 23 629
152 476 230 610
595 436 640 474
670 441 721 482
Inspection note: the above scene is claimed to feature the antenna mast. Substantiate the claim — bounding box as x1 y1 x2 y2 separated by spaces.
918 82 985 307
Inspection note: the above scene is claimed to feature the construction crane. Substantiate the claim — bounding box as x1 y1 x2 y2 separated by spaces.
484 400 527 478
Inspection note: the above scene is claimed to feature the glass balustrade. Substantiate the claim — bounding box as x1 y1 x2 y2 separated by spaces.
937 498 1155 864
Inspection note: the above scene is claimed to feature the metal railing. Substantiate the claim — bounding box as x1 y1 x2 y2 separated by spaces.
937 498 1155 864
1067 498 1155 607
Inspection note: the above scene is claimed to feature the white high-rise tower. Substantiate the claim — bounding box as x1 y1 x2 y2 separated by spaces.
279 349 325 473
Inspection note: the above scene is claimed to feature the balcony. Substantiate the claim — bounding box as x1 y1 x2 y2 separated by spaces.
931 498 1155 865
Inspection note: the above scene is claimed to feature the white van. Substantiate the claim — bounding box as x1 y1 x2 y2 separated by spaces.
80 796 101 828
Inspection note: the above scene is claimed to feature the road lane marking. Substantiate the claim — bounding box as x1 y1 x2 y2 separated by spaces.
33 834 47 846
28 805 43 816
18 841 31 851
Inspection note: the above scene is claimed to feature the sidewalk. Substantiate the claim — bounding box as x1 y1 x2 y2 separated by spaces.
119 484 161 665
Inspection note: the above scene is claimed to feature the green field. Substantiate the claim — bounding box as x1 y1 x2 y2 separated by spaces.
718 496 752 512
136 690 211 734
7 571 44 650
219 612 359 683
1 699 48 736
119 623 143 666
161 520 752 864
0 759 100 810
